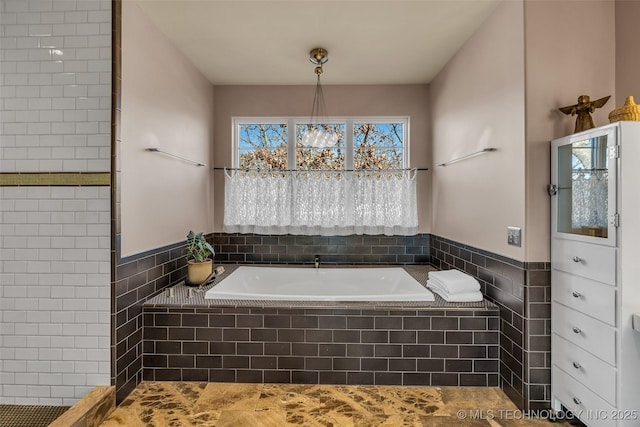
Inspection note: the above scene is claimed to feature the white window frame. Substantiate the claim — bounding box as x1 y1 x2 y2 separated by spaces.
233 117 410 170
232 117 290 169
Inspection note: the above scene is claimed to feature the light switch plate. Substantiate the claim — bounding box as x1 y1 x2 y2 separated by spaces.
507 226 521 247
633 313 640 333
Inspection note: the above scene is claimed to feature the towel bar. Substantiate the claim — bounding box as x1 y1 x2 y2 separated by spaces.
146 148 206 167
437 148 496 167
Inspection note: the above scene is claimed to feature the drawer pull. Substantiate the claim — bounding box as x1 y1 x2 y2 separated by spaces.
572 327 582 334
572 291 582 298
572 361 582 369
573 397 582 405
572 256 583 263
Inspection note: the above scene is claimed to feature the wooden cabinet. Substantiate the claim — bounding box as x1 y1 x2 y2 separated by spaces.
550 122 640 426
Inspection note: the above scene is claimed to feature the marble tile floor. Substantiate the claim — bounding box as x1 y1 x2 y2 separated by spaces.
100 382 579 426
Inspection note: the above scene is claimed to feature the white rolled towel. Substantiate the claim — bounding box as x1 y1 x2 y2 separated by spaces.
427 280 483 302
428 269 480 294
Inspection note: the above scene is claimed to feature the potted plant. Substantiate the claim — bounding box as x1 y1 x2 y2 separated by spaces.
185 230 215 285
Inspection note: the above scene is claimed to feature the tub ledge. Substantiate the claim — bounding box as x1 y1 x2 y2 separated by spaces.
49 385 115 427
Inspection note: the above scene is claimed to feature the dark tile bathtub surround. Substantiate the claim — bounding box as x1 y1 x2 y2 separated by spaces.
111 232 427 402
142 305 500 387
113 231 549 413
211 233 430 265
429 235 551 411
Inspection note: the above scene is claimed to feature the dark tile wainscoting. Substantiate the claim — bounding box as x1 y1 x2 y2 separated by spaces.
211 233 431 265
429 235 551 411
111 237 189 403
142 305 500 387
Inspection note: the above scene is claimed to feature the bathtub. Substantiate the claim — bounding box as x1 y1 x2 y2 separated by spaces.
204 266 435 301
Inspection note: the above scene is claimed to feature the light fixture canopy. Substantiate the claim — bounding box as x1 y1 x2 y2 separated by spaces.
309 48 329 66
301 48 338 149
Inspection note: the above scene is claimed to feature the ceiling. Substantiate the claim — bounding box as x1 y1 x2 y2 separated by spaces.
133 0 500 86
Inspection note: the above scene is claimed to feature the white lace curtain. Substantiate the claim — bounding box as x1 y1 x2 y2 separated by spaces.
572 170 608 229
223 170 418 236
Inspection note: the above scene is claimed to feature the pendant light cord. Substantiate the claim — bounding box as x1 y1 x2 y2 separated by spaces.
310 71 327 126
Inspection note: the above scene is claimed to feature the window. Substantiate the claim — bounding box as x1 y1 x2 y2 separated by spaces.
236 120 288 169
227 118 416 236
353 121 406 170
233 118 408 170
295 122 346 170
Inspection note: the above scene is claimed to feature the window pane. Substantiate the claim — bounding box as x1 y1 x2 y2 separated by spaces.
238 123 288 169
557 136 609 238
354 122 404 170
295 123 345 170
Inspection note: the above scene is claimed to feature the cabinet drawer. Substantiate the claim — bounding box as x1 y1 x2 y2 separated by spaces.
552 303 616 365
553 368 617 427
552 334 616 406
552 270 616 326
552 239 616 285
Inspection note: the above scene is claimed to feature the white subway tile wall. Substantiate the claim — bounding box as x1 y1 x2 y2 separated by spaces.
0 0 111 173
0 0 112 405
0 186 111 405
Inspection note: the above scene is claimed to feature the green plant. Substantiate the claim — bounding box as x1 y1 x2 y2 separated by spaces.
186 231 214 263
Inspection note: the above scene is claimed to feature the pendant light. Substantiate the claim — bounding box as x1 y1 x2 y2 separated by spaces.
301 48 338 148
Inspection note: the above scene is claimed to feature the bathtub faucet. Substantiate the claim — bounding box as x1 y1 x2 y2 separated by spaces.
314 256 320 269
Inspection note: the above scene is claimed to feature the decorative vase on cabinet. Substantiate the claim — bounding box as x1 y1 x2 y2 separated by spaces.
550 122 640 426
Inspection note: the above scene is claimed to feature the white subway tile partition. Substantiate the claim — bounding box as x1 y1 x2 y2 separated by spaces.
0 0 111 173
0 187 111 405
0 0 112 405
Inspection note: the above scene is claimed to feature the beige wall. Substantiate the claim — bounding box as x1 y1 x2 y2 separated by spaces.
121 2 214 257
524 0 616 262
429 1 526 260
212 85 431 232
615 0 640 103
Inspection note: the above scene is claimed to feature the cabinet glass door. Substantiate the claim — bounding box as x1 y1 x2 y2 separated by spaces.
552 126 617 245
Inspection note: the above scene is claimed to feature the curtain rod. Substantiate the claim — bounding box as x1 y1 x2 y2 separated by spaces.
213 167 429 172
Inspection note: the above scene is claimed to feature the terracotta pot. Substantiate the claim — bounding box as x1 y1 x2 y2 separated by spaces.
187 259 213 285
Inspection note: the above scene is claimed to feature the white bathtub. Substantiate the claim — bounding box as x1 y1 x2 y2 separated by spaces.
204 266 435 301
